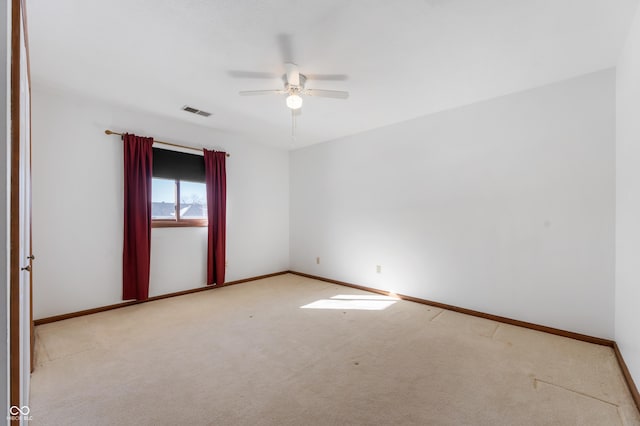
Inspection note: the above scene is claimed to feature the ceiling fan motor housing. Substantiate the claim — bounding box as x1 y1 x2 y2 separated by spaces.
284 73 306 94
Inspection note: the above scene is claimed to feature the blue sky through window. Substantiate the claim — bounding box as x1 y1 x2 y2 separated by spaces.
180 181 206 205
152 178 175 203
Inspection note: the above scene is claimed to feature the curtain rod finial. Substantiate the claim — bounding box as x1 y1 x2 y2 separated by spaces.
105 129 113 135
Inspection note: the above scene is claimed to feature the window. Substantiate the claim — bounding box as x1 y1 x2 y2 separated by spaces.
151 148 208 227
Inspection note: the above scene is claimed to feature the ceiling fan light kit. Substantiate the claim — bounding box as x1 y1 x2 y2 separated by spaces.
286 94 303 110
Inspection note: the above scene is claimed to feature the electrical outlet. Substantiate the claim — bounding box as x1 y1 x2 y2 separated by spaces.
376 265 382 273
316 257 320 265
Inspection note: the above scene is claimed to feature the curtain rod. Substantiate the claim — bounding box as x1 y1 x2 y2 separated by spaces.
104 130 230 157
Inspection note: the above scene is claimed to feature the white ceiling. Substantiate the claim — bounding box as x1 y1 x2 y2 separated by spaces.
27 0 639 150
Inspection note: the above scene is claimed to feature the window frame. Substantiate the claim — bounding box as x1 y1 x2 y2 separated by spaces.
152 178 208 228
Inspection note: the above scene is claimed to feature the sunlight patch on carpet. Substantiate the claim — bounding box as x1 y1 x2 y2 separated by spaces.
300 294 399 310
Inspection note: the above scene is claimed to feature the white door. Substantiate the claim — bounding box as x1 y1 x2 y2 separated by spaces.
9 1 33 423
18 17 32 411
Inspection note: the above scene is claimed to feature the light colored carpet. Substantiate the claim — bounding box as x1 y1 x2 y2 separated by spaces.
30 274 640 425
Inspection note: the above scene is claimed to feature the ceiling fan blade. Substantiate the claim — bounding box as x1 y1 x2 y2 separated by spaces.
285 62 300 86
228 70 280 79
239 89 286 96
303 89 349 99
305 73 348 81
277 33 294 63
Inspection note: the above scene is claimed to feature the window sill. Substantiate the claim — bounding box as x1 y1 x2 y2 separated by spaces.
152 220 208 228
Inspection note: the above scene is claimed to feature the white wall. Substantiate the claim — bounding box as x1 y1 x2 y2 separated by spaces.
616 4 640 387
31 86 290 319
291 69 616 339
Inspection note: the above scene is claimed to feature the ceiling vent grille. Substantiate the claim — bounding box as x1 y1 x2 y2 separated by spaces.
182 105 212 117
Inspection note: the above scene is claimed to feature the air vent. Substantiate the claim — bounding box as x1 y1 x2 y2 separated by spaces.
181 105 212 117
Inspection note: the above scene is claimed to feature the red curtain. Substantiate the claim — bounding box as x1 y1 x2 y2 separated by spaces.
204 149 227 285
122 134 154 300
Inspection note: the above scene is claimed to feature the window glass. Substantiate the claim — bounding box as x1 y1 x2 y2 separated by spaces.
180 181 208 219
152 178 176 219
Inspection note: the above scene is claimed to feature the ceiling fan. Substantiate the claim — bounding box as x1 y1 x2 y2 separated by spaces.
239 62 349 111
